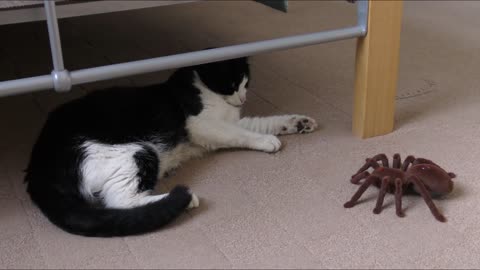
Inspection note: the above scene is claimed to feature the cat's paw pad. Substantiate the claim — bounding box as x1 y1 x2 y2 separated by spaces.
255 135 282 153
280 115 318 135
187 193 200 209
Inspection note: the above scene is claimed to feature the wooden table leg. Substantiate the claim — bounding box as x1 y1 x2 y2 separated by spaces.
353 0 403 138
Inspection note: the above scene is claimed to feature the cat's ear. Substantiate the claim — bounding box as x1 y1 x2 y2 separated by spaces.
193 61 217 86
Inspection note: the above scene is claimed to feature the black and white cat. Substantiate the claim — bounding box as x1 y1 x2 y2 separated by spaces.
25 57 317 237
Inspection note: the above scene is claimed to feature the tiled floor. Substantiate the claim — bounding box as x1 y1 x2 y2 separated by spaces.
1 1 480 269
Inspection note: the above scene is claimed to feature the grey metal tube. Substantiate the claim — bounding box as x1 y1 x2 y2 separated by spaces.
357 0 368 34
0 25 364 97
44 0 65 71
0 75 53 97
0 0 369 98
71 26 364 85
44 0 72 92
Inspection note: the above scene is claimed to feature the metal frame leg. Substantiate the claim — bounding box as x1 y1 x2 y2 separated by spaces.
44 0 71 92
357 0 368 34
0 1 369 97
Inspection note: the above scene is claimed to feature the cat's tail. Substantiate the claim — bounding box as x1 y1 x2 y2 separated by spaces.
27 183 194 237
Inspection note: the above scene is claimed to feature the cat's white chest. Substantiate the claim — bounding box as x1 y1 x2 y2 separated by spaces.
158 97 238 176
208 99 240 122
197 90 241 123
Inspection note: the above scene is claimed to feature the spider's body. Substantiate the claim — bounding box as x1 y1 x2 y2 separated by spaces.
344 154 455 222
370 167 405 191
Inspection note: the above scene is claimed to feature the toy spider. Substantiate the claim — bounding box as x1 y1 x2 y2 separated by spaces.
344 153 455 222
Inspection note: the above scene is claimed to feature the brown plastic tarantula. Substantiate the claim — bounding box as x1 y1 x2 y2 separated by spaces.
344 154 455 222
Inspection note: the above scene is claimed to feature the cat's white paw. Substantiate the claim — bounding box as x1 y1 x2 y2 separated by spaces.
255 135 282 153
187 193 200 209
280 115 318 135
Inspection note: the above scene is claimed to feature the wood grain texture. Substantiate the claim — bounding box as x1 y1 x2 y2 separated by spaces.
353 0 403 138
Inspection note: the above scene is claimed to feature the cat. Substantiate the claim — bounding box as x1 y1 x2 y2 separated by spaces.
24 57 318 237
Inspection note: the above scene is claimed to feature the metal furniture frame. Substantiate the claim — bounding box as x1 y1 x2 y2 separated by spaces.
0 0 403 138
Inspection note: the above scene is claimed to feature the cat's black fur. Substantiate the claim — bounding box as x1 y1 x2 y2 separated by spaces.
25 57 249 237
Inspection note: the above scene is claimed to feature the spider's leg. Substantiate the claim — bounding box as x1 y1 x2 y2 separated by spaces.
409 176 447 222
351 171 370 184
373 177 390 214
401 155 416 171
354 158 380 176
372 153 389 167
344 175 380 208
395 178 405 217
393 153 401 169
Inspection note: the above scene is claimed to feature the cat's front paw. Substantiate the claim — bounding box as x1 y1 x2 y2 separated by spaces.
254 135 282 153
187 192 200 209
280 115 318 135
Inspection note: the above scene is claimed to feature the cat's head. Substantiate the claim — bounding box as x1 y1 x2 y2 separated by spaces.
194 57 250 107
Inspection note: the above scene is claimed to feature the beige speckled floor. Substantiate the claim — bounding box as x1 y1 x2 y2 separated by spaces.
1 1 480 269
